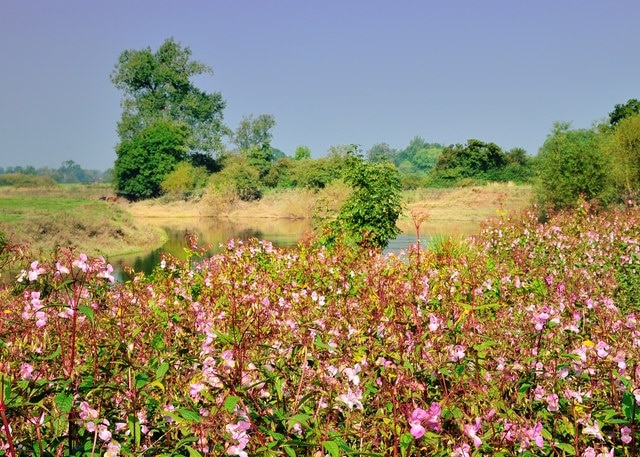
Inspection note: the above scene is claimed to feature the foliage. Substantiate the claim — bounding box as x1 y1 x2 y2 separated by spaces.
2 204 640 456
536 122 612 210
208 156 262 201
431 139 508 183
110 38 226 200
609 98 640 127
0 174 57 188
232 114 276 152
113 120 189 200
111 38 227 155
607 113 640 201
160 162 208 199
366 142 396 163
294 145 312 160
243 144 275 180
320 151 403 249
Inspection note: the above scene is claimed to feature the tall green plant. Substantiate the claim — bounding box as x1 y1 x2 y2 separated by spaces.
320 150 403 249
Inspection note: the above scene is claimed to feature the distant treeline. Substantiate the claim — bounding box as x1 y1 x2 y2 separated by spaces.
0 160 111 186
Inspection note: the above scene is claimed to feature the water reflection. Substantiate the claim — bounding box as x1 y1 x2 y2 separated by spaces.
109 217 481 280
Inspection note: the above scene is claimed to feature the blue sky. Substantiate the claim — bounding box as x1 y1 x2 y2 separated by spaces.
1 0 638 171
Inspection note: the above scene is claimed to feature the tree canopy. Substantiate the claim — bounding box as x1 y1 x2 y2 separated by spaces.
113 120 189 200
536 122 611 210
111 38 227 155
609 98 640 127
111 38 227 198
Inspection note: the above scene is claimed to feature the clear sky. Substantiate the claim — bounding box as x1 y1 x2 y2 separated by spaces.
1 0 638 171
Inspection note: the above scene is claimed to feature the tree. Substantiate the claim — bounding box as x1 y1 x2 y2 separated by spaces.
294 146 312 160
321 149 402 250
366 143 396 163
609 98 640 127
607 114 640 200
111 37 227 157
536 122 611 210
55 160 88 183
232 114 276 152
431 139 507 183
113 120 189 200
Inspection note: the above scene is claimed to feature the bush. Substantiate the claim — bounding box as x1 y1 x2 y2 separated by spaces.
0 174 58 187
160 162 208 199
536 122 612 210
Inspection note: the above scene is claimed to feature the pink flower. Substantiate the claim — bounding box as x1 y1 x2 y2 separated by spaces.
428 314 441 332
19 363 35 380
28 261 45 281
189 382 206 400
449 344 466 362
104 442 121 457
98 263 115 282
337 387 363 410
546 393 559 412
525 422 544 448
621 426 632 444
583 420 604 441
79 401 99 420
451 443 471 457
464 417 483 447
408 402 441 438
73 253 88 271
409 422 425 439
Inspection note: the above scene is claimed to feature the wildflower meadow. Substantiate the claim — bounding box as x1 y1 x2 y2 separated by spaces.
1 203 640 456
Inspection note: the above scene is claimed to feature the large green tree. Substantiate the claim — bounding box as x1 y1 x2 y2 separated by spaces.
607 113 640 200
431 139 507 183
113 120 189 200
232 114 276 152
111 38 227 198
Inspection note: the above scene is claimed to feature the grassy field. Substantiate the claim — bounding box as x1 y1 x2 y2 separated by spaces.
0 185 164 257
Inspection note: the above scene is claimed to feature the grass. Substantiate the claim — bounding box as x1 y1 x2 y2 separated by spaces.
0 184 164 257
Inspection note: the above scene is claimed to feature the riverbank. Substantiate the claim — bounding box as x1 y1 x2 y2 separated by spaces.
127 182 534 235
0 185 166 258
0 183 534 258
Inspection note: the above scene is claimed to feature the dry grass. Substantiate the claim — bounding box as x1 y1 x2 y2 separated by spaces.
127 182 534 238
398 182 534 234
0 185 165 257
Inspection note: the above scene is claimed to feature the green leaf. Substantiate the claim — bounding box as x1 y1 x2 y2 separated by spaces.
314 335 333 351
322 441 341 457
185 446 203 457
77 304 94 324
135 372 149 389
554 442 576 455
177 407 202 423
399 432 413 457
287 413 312 431
155 361 169 380
54 392 73 413
622 391 636 421
223 395 241 414
284 445 296 457
128 414 141 448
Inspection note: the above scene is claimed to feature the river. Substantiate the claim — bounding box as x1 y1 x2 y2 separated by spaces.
109 217 482 280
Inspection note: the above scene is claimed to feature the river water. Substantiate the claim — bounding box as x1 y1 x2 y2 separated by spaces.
109 217 481 280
